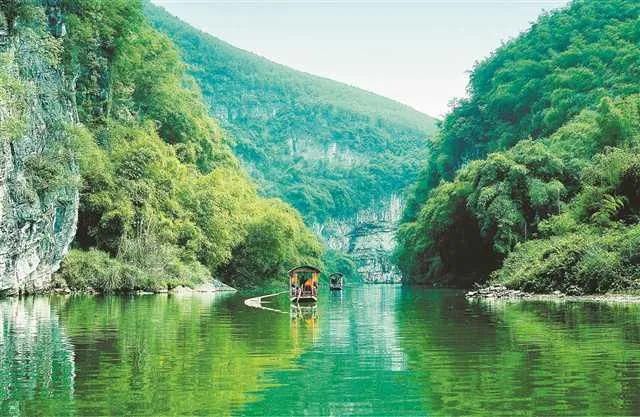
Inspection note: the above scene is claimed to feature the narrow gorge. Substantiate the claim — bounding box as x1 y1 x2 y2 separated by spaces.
316 195 403 283
147 5 437 282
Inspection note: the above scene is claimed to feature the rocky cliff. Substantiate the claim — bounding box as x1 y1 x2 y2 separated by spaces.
0 30 78 295
286 135 404 283
285 136 404 283
315 195 403 283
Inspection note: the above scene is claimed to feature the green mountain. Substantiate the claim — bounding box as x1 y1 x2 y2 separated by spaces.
396 0 640 293
146 4 437 224
0 0 322 293
145 4 437 282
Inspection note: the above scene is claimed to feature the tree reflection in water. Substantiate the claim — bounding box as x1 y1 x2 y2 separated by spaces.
0 296 75 416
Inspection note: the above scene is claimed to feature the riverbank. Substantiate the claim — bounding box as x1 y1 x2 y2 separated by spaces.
466 285 640 303
3 280 236 298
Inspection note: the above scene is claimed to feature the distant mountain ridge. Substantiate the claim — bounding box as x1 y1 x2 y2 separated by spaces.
147 7 433 133
146 3 438 282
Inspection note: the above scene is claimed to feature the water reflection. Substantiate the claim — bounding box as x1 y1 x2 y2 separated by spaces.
2 288 640 416
0 297 75 417
242 285 419 416
398 291 640 416
1 293 315 416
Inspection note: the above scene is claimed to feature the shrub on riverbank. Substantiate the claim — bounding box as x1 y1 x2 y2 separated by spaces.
398 96 640 292
492 143 640 294
493 226 640 294
60 235 211 293
217 199 323 289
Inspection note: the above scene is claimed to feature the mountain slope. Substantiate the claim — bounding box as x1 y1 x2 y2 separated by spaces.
396 0 640 293
0 0 322 293
146 4 437 282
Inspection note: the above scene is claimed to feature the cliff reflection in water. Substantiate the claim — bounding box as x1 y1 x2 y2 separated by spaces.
0 297 75 416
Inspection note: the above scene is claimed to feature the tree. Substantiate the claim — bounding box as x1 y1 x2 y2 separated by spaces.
0 0 39 34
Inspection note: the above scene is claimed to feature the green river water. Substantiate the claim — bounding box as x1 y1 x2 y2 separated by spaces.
2 285 640 416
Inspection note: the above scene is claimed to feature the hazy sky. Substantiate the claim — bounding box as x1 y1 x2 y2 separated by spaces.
152 0 569 118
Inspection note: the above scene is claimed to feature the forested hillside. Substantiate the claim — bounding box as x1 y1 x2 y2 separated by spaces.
146 4 437 223
1 0 321 292
396 0 640 293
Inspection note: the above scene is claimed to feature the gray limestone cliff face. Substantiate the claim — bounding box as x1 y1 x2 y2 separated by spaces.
0 34 79 296
203 87 417 284
315 194 403 283
285 138 404 283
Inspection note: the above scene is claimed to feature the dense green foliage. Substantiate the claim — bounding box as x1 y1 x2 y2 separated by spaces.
0 0 40 35
494 121 640 293
397 0 640 292
403 0 640 211
217 198 325 289
0 50 28 142
145 4 437 223
321 249 359 285
38 0 323 291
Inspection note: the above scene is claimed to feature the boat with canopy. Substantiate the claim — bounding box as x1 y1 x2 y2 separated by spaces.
329 273 344 291
289 265 320 303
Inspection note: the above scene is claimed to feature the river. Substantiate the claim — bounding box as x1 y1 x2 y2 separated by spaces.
1 286 640 416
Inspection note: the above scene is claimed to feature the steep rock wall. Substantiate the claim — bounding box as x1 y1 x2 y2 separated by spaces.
315 194 403 283
0 34 78 295
287 137 404 283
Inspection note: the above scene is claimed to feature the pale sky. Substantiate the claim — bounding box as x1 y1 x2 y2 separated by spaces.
152 0 570 118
